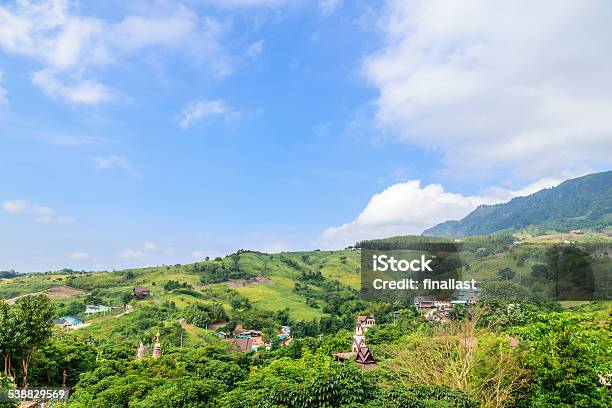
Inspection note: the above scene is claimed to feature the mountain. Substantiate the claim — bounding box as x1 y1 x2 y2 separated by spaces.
423 171 612 238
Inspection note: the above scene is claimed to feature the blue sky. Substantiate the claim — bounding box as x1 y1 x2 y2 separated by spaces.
1 0 611 272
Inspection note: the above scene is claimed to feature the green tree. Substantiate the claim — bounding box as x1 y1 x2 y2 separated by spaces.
514 312 612 407
0 302 17 378
13 295 56 386
497 267 516 280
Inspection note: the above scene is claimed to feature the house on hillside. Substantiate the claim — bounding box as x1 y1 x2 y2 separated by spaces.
225 337 253 352
132 286 150 299
85 305 111 314
434 300 452 315
414 296 436 310
63 316 82 325
53 318 68 328
356 315 376 331
54 315 82 329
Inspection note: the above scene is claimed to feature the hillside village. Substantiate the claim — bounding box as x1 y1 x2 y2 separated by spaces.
0 232 609 407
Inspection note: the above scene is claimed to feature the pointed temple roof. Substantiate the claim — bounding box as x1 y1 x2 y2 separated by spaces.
355 346 376 367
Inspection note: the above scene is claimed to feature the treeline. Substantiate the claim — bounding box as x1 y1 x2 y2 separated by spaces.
356 233 515 253
356 235 456 250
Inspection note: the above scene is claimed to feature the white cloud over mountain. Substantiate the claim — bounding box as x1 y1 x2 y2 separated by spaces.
364 0 612 179
320 177 565 248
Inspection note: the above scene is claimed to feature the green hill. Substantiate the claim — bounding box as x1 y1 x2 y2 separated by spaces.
1 233 610 346
423 171 612 238
0 249 361 322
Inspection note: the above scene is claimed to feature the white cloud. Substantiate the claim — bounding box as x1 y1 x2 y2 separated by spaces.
143 241 158 251
0 71 7 106
119 249 146 259
246 40 264 58
92 155 138 177
179 99 237 129
165 246 176 256
31 69 115 104
2 200 28 213
68 252 90 260
320 176 566 248
363 0 612 178
319 0 342 17
2 199 75 223
0 1 230 103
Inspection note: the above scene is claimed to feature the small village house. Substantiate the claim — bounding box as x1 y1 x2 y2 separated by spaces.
53 315 83 330
414 296 436 310
132 286 150 299
225 337 253 352
85 304 112 314
356 315 376 331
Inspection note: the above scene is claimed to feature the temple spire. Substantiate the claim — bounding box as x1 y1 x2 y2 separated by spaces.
136 341 146 359
152 330 161 358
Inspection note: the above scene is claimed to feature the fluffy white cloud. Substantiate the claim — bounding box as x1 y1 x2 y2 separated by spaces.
68 252 90 260
2 200 28 213
319 0 342 17
364 0 612 178
0 1 230 103
92 155 138 177
32 69 114 104
320 177 564 247
179 99 237 128
2 199 74 223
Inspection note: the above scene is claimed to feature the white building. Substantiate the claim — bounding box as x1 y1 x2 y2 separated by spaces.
85 305 111 314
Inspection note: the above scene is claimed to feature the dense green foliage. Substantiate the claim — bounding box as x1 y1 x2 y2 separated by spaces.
0 240 610 407
182 303 227 328
0 294 56 386
513 313 612 407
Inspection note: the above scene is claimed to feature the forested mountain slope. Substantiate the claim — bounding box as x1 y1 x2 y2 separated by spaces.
423 171 612 237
